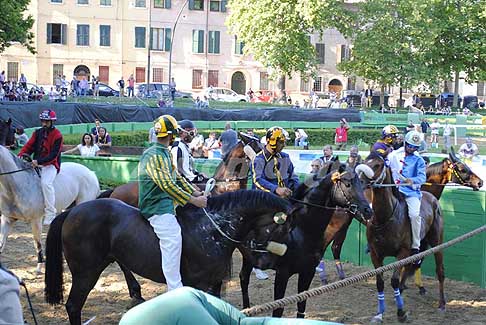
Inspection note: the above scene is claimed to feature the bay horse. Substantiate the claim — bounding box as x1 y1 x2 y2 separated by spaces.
239 161 373 318
102 132 263 206
318 149 483 284
0 119 100 273
357 152 445 323
45 190 292 325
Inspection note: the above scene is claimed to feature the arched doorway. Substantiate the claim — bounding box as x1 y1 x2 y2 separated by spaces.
231 71 246 95
328 79 343 97
74 65 91 81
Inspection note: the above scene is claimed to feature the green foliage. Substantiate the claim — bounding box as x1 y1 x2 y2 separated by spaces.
0 0 36 54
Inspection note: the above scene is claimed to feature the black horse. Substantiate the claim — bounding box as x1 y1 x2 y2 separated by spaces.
239 162 373 317
0 118 15 147
45 190 292 325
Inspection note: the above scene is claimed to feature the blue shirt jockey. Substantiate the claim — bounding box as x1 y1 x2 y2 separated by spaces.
390 148 426 198
251 146 300 194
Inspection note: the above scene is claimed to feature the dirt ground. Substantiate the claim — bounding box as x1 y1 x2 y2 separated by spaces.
2 221 486 325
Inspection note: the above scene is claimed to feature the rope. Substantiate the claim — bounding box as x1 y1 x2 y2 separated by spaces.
373 182 464 188
241 225 486 316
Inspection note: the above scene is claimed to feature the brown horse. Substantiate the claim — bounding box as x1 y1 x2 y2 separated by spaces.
103 133 263 206
358 152 445 323
318 149 483 285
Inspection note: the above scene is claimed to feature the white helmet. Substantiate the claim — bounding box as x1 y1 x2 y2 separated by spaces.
405 131 422 147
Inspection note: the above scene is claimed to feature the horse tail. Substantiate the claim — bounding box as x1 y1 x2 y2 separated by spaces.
45 210 70 305
97 189 114 199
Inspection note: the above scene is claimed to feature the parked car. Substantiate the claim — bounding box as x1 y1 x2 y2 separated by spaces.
250 90 278 103
136 83 192 99
205 87 247 102
87 83 119 97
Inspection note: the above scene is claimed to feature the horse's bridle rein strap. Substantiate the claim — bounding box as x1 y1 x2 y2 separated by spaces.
447 161 468 185
0 166 33 176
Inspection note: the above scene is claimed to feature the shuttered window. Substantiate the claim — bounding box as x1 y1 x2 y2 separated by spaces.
208 31 220 54
99 66 109 83
136 67 146 83
208 70 218 87
192 30 204 53
315 43 325 64
192 69 203 89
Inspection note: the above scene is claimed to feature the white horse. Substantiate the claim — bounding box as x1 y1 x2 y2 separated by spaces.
0 145 100 273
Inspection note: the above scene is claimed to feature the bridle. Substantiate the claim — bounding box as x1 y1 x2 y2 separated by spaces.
447 159 470 186
0 151 35 176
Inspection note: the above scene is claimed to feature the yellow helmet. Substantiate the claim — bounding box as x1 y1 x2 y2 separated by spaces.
266 126 289 149
381 125 399 138
154 115 179 138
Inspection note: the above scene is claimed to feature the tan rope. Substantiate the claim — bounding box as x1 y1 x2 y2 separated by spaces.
241 225 486 316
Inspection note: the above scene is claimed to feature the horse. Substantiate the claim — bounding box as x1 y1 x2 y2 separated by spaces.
0 121 100 274
318 149 483 285
357 152 445 323
102 132 263 206
239 161 374 318
45 190 293 325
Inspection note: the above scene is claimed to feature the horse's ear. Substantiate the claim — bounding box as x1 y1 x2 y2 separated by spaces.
329 159 341 172
6 118 12 125
338 163 347 173
449 147 459 163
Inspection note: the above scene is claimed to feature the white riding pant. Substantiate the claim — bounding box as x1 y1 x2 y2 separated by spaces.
40 165 57 220
149 213 183 291
405 196 421 250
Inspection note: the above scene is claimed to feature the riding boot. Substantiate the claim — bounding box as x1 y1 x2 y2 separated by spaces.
410 248 422 267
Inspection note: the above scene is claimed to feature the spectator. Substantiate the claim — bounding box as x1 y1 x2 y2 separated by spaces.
193 96 202 109
169 77 176 101
127 74 135 97
201 95 210 108
219 122 238 157
0 86 4 101
117 77 125 97
294 128 308 148
311 91 319 108
15 127 29 147
334 118 350 150
54 74 62 91
459 137 479 163
71 76 79 96
340 100 349 109
310 158 323 174
246 129 255 137
48 87 59 102
405 120 415 133
430 118 440 148
420 118 430 144
442 120 452 152
91 119 102 136
18 73 27 89
320 145 338 163
203 132 220 158
95 127 112 156
148 126 157 144
61 75 68 92
246 88 255 100
345 145 362 169
0 71 5 87
190 134 205 158
292 100 300 109
79 77 89 96
93 76 100 97
63 133 100 157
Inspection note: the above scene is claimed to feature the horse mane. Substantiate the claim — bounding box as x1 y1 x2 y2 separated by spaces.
426 159 447 179
207 189 290 213
364 151 382 161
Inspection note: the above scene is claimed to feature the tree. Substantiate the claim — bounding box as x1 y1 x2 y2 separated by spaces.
226 0 347 96
0 0 36 54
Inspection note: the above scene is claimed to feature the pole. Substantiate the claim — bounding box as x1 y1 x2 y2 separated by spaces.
168 0 190 85
146 0 152 97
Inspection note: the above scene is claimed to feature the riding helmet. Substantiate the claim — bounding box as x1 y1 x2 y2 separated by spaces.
266 126 289 149
178 119 196 130
405 130 422 147
381 125 399 138
154 115 179 138
39 109 57 121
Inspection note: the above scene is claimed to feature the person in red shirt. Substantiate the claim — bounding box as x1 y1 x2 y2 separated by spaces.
19 109 63 225
334 118 350 150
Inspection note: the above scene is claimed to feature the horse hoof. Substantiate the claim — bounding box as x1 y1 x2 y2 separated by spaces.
419 287 427 295
397 310 409 323
296 312 305 318
126 297 145 309
399 284 408 293
438 305 446 313
370 313 383 324
35 263 44 275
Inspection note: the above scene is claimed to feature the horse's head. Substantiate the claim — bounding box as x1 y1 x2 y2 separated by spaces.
448 148 483 190
357 152 389 188
0 118 15 147
239 131 263 156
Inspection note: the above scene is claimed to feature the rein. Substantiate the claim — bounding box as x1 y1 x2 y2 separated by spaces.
0 166 33 176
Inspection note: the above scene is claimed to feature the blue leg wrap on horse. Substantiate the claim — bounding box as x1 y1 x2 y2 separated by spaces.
377 292 386 314
394 288 404 310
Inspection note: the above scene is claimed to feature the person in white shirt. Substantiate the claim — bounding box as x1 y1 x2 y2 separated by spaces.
148 127 157 144
294 128 308 147
430 118 440 148
63 133 100 157
442 120 452 152
459 138 479 163
48 87 59 102
203 132 220 158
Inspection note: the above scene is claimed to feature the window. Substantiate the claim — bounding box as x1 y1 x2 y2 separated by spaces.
234 36 244 55
260 72 269 90
47 23 67 44
52 64 63 84
99 66 109 83
315 43 325 64
136 67 145 83
208 70 218 87
208 31 220 54
347 77 356 91
192 69 203 89
154 0 170 8
78 0 88 4
135 27 146 48
100 25 110 46
189 0 203 10
300 75 309 92
100 0 111 5
150 28 171 51
135 0 146 7
76 25 90 46
7 62 19 82
337 44 350 63
51 0 62 3
153 68 163 82
192 30 204 53
313 77 322 92
477 81 485 97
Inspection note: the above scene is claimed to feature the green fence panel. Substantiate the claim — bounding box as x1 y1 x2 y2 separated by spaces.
132 122 154 131
71 124 90 134
113 123 134 132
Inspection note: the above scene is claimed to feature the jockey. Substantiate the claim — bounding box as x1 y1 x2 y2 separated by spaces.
372 125 399 158
138 115 207 291
251 126 299 199
170 119 207 188
388 130 426 265
19 109 63 225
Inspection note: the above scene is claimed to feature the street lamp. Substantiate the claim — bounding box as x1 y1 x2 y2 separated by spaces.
168 0 190 86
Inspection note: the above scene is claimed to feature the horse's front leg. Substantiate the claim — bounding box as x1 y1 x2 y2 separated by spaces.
392 265 408 322
272 268 290 318
239 254 253 308
331 216 353 280
0 215 16 253
31 216 44 274
370 249 385 324
296 271 315 318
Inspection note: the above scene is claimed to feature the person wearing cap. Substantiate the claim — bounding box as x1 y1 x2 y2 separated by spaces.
14 127 29 147
459 137 479 164
388 130 426 265
334 118 350 150
170 119 207 189
219 122 238 157
138 115 207 291
19 109 63 225
372 125 400 158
